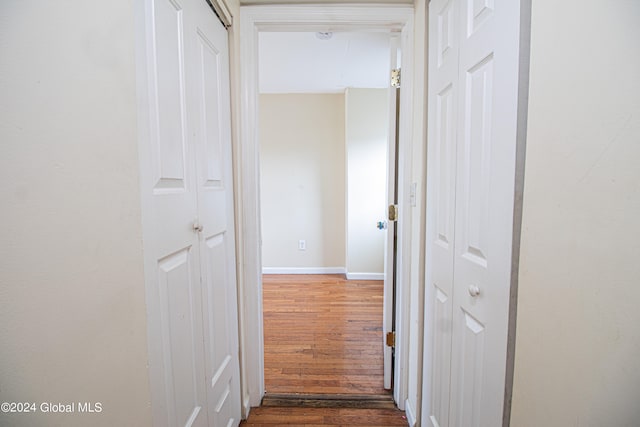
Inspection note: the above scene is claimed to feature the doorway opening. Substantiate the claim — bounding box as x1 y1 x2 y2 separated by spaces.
236 5 415 413
257 31 393 401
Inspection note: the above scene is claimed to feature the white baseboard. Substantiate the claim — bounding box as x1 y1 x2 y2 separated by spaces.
405 399 417 426
262 267 346 275
345 272 384 281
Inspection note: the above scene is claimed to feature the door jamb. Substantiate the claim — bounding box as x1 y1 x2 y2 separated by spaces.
236 4 415 414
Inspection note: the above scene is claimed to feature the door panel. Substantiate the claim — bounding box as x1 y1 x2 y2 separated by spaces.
459 54 493 269
427 0 522 425
140 0 240 425
455 310 485 427
202 232 239 427
436 0 455 69
147 0 208 425
148 0 197 258
196 31 224 189
192 18 228 239
426 0 459 425
153 0 188 191
189 1 241 425
429 286 452 427
158 248 207 427
467 0 493 36
449 0 521 425
434 84 455 251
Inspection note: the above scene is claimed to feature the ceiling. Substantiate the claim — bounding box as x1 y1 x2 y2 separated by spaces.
242 0 412 4
259 31 391 93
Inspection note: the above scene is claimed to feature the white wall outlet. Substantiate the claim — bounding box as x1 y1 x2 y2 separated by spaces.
298 240 306 251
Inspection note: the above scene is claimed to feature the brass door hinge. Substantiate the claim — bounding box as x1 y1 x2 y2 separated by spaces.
391 68 401 88
386 331 396 347
388 204 398 222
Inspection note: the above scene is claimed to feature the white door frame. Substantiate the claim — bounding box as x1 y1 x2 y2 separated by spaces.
236 4 415 412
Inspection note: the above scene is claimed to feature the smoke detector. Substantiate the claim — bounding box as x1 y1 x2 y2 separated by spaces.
315 32 333 40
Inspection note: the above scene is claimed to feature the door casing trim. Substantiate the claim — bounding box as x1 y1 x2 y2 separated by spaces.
236 3 415 414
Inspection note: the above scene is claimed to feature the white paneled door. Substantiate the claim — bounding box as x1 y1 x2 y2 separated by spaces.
426 1 459 425
189 1 241 425
426 0 523 426
138 0 241 426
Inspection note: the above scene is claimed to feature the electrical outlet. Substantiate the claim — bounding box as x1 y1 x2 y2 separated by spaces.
298 240 306 251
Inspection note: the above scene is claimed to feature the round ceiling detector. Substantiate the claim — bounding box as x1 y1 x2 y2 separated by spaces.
316 32 333 40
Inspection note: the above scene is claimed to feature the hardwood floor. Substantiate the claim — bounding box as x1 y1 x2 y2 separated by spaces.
239 407 408 426
262 274 387 395
240 275 407 426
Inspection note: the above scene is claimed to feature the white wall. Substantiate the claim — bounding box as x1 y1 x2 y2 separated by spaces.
345 88 388 278
259 94 346 271
241 0 412 4
511 1 640 425
0 1 151 426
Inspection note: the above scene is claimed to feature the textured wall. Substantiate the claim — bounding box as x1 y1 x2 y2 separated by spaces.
0 1 151 426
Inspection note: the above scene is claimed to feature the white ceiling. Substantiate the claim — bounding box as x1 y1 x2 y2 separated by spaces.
242 0 412 4
259 31 391 94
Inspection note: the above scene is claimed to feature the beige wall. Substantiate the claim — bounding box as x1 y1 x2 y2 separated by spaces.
345 88 388 277
511 1 640 425
0 1 151 426
259 94 346 270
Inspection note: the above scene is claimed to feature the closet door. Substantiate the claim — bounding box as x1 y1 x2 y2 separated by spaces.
140 0 208 425
138 0 240 425
425 0 460 426
449 0 522 426
426 0 523 426
187 1 242 425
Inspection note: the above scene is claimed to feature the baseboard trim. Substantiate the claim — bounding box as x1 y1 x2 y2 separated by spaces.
405 399 417 426
346 272 384 281
262 267 346 275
